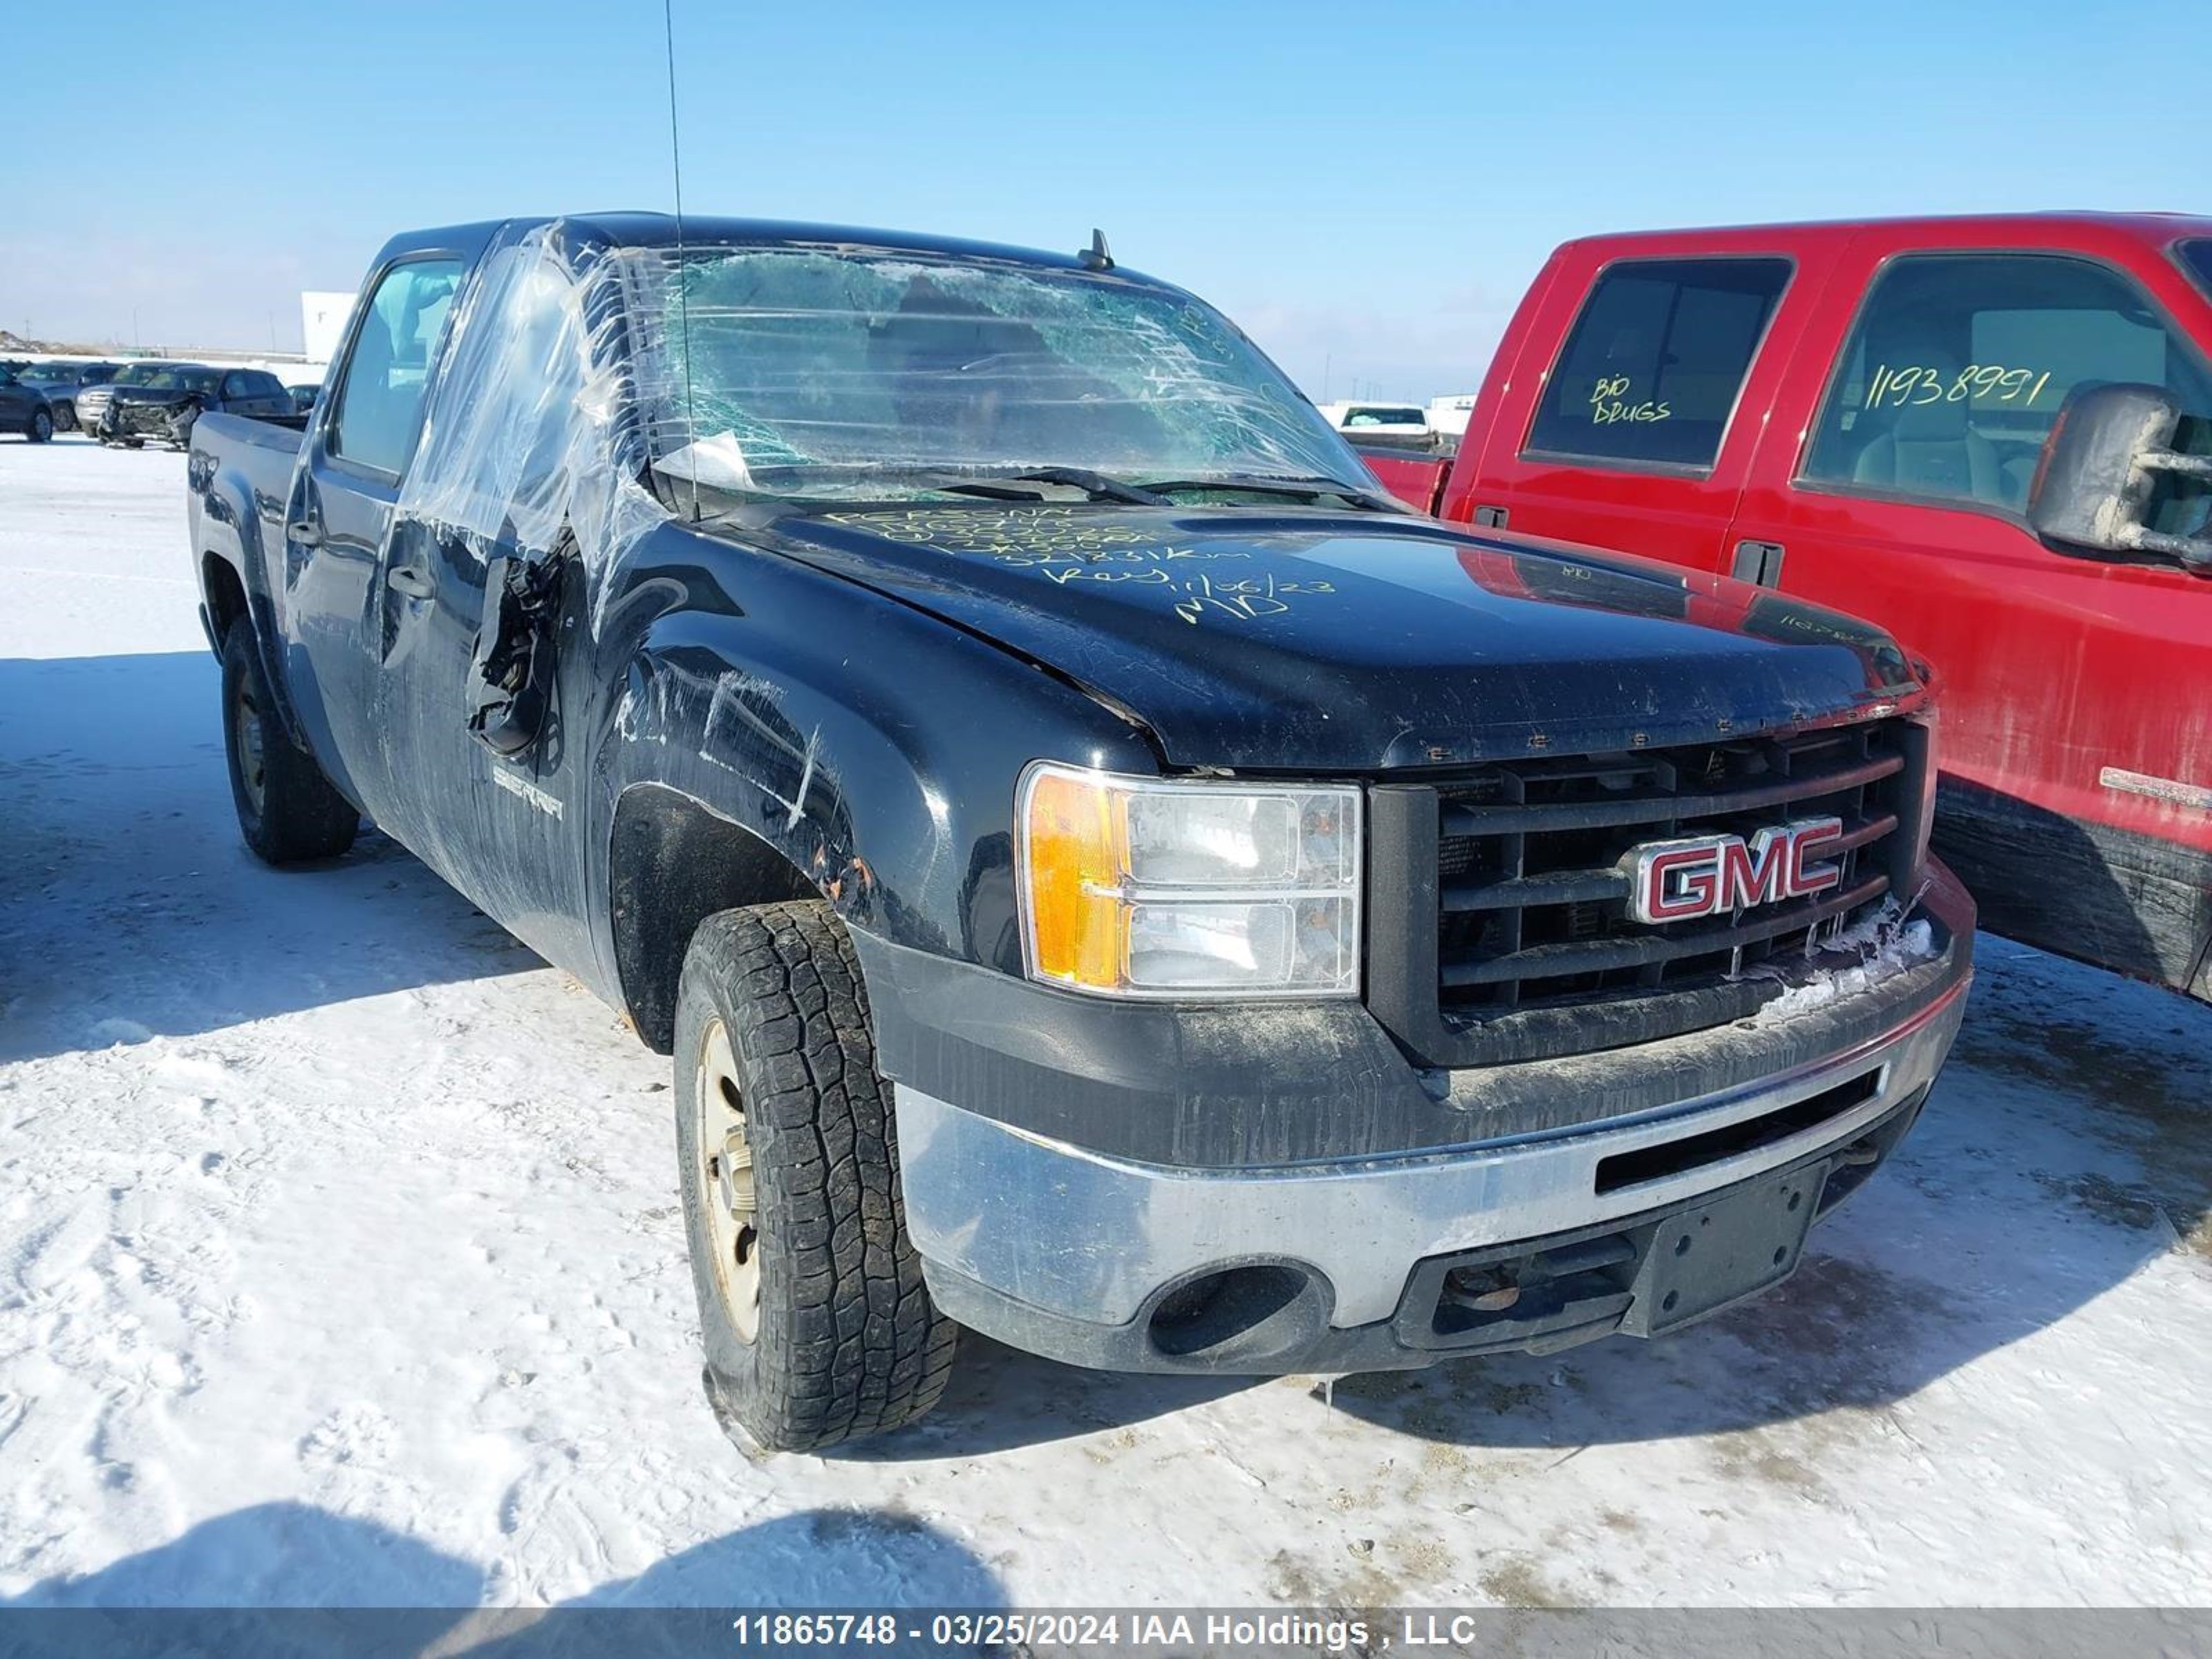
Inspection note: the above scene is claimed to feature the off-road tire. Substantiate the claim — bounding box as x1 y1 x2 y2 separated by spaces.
675 901 957 1452
26 407 52 443
221 618 359 863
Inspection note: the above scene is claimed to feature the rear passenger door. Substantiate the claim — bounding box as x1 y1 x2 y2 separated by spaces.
1459 254 1797 576
1730 241 2212 986
283 254 465 821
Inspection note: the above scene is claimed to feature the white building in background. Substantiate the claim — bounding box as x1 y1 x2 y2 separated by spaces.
300 291 357 370
1426 393 1480 437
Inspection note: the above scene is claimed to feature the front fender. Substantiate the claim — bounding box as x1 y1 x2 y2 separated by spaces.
579 524 1157 1025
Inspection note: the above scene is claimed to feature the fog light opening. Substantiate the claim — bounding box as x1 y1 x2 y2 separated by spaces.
1145 1264 1326 1365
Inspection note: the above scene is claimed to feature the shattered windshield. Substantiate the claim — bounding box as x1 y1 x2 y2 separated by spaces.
624 247 1365 502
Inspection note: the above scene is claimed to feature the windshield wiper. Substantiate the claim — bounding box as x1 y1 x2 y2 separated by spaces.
1135 474 1407 514
912 467 1167 507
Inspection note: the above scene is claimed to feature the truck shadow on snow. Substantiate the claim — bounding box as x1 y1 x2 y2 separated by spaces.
1 1499 1002 1651
0 653 544 1065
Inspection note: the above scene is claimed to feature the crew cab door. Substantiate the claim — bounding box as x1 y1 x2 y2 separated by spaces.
369 510 599 971
1730 232 2212 990
281 254 465 824
364 235 600 975
1450 250 1803 575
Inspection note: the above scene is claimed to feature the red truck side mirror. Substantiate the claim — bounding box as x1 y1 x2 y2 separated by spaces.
2027 382 2212 575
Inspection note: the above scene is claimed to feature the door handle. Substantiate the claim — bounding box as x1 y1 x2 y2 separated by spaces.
287 518 324 548
387 566 435 599
1732 539 1786 586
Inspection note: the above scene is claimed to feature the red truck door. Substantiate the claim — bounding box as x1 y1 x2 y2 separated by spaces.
1447 241 1825 576
1728 224 2212 992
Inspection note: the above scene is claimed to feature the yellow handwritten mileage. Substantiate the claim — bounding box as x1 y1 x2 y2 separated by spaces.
1864 363 2054 410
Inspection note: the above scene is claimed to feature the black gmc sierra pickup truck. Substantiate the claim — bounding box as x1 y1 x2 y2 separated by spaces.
188 213 1974 1451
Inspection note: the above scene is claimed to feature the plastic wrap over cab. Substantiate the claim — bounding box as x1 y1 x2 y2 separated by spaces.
395 219 668 635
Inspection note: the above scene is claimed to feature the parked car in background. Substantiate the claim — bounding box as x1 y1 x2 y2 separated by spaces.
0 363 61 442
288 383 321 413
90 363 293 449
187 210 1971 1451
9 361 120 429
1364 212 2212 1002
75 364 158 436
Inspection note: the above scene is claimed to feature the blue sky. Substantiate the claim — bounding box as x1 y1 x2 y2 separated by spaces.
8 1 2204 399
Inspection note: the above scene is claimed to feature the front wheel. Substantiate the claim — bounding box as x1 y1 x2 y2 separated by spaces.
221 618 359 863
675 901 957 1452
26 408 52 443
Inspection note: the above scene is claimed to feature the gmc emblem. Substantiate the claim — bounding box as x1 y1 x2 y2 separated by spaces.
1622 816 1844 925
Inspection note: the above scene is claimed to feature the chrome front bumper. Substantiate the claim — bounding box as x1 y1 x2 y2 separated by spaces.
897 972 1968 1373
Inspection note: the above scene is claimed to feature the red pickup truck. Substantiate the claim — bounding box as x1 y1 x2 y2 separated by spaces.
1371 213 2212 1002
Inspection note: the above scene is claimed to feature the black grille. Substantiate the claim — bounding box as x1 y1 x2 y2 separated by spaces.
1366 718 1929 1069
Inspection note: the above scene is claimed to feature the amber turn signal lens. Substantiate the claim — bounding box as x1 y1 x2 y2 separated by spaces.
1022 766 1129 991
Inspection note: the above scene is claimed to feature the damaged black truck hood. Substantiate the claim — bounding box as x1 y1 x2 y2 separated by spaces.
743 504 1922 772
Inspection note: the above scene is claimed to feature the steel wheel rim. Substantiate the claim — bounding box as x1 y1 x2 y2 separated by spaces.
695 1016 760 1341
32 411 50 440
232 680 266 816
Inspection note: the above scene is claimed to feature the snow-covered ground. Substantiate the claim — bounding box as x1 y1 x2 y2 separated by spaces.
2 436 2209 1612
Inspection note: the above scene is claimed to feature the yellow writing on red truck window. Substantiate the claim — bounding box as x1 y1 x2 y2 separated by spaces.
1865 364 2054 410
1588 375 1671 424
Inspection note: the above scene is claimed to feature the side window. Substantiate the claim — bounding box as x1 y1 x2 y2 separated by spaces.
221 371 253 398
1524 257 1791 471
1803 253 2212 514
2175 238 2212 301
328 257 465 477
250 371 285 400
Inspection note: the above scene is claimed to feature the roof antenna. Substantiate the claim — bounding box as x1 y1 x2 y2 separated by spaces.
1079 228 1114 272
662 0 700 521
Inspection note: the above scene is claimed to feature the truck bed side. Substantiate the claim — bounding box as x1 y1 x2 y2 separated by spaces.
187 411 309 731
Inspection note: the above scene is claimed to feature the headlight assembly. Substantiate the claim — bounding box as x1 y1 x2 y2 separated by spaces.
1016 762 1362 1000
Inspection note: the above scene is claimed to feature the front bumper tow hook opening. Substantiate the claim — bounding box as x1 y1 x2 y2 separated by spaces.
1443 1266 1521 1313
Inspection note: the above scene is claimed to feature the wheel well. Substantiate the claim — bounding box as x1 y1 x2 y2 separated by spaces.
203 553 248 646
609 783 820 1053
